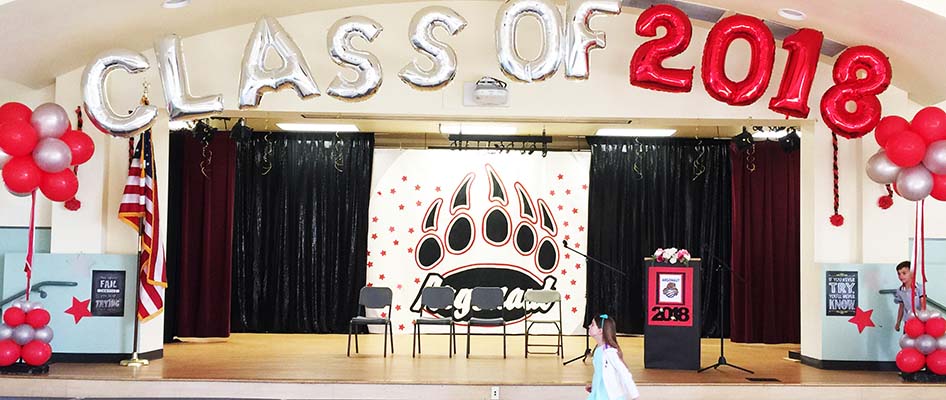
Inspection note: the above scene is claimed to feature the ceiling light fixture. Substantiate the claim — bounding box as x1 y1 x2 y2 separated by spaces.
752 130 789 139
595 128 676 137
439 124 518 135
275 123 360 132
162 0 191 8
777 8 806 21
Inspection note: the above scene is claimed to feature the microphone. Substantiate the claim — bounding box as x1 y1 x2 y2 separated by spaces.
562 239 569 247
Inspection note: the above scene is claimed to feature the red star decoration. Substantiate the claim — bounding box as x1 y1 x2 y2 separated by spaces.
399 204 405 210
367 283 374 287
415 185 421 191
582 184 588 190
414 277 421 284
574 243 580 248
367 251 372 256
371 233 377 240
408 228 415 234
402 176 408 182
399 324 405 331
396 284 403 290
565 253 571 259
848 307 876 333
565 294 571 300
372 216 379 223
575 263 581 269
550 190 556 196
558 205 564 211
558 174 564 180
435 186 441 192
381 250 387 256
565 234 571 240
379 274 386 280
389 226 395 232
570 279 577 286
377 191 383 196
572 208 579 214
367 261 374 268
571 307 578 313
563 221 569 227
65 297 92 324
578 226 585 232
381 312 387 318
390 188 397 194
566 189 572 195
408 247 414 253
560 269 568 275
393 240 400 246
395 305 402 311
416 201 422 207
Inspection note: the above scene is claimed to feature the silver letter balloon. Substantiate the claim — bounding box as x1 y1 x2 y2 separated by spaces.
327 16 385 101
564 0 621 80
239 16 321 109
155 34 224 121
81 49 158 138
496 0 565 82
399 6 468 90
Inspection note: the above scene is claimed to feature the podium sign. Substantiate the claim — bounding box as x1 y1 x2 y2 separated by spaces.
644 258 701 370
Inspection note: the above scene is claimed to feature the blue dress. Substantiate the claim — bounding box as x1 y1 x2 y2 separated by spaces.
588 345 610 400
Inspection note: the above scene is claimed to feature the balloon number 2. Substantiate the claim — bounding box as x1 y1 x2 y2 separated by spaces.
629 4 694 93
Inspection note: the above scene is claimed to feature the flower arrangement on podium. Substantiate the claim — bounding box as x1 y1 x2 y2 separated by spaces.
653 248 691 264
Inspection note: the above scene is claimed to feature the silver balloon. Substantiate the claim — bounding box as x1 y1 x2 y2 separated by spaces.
25 301 42 312
917 308 932 322
0 146 10 170
939 335 946 350
0 324 11 341
900 335 917 349
10 300 25 309
923 140 946 175
399 6 467 90
81 49 158 138
564 0 620 80
866 150 902 184
155 35 224 121
33 326 53 344
930 311 943 320
239 16 321 109
496 0 565 82
32 138 72 173
29 103 70 139
917 334 938 355
896 165 934 201
327 16 384 101
12 325 34 345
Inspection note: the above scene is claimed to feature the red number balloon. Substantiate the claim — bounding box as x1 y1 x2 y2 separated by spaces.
701 14 775 106
769 28 823 118
820 46 892 139
629 4 694 92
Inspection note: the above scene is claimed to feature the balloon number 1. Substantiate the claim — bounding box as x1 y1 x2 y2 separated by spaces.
769 28 823 119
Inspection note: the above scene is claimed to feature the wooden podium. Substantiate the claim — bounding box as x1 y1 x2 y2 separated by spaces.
643 257 701 370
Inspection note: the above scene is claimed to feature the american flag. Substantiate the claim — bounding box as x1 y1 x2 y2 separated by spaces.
118 129 167 321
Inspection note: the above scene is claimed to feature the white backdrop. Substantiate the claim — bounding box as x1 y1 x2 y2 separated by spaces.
367 149 590 334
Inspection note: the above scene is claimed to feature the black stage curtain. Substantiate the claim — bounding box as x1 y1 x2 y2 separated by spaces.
585 137 732 337
231 132 374 333
730 141 801 343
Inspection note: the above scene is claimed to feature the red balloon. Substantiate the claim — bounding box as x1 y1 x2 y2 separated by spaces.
905 318 926 338
1 156 42 194
630 4 694 93
897 348 926 373
0 120 39 156
25 309 50 329
769 28 823 118
0 102 32 124
59 129 95 165
932 174 946 201
701 14 775 106
40 168 79 202
926 316 946 337
928 350 946 376
911 107 946 144
875 116 911 147
0 339 20 367
886 130 927 167
820 46 892 139
21 340 51 366
2 307 26 326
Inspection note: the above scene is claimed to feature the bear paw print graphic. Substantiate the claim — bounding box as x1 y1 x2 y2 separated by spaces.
413 164 560 273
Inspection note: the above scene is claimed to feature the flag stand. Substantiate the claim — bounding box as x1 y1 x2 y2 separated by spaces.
120 188 149 367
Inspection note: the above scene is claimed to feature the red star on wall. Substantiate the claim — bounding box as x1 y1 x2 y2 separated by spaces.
380 250 387 256
571 307 578 313
415 185 421 191
379 274 386 280
435 186 441 192
578 226 585 232
377 191 382 196
367 283 374 287
65 297 92 324
367 251 371 256
389 226 395 232
575 263 581 269
371 234 377 240
561 269 568 276
396 285 403 290
390 188 397 194
582 184 588 190
399 204 405 210
550 190 556 196
558 205 564 211
393 240 400 246
380 312 387 318
402 176 408 182
367 261 374 268
408 228 415 234
848 307 876 333
416 201 422 207
572 208 579 214
395 305 402 311
565 235 571 240
372 216 378 223
408 247 414 253
566 189 572 195
558 174 564 180
565 254 571 259
570 279 577 286
414 277 421 284
563 221 569 227
565 294 571 300
399 324 405 331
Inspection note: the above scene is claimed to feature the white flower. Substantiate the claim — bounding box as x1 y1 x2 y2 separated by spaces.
669 256 678 264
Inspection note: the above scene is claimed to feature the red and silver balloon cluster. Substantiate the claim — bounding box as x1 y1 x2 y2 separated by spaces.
0 301 53 367
897 310 946 375
0 102 95 201
867 107 946 201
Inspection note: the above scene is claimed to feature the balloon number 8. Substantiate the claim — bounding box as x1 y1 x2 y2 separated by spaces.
820 46 893 139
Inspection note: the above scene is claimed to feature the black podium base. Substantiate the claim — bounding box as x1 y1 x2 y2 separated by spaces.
0 362 50 375
901 370 946 383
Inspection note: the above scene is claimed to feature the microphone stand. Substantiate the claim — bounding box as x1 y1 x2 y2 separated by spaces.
561 240 626 366
698 249 752 374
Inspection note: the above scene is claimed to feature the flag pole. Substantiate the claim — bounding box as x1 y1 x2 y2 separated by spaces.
121 86 151 367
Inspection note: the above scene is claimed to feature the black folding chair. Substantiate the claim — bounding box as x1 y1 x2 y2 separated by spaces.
413 286 457 358
466 287 506 358
348 286 394 357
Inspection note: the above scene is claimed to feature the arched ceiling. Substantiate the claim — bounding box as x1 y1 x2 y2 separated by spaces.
1 0 945 104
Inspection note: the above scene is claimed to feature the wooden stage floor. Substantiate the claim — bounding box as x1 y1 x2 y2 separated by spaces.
0 333 941 399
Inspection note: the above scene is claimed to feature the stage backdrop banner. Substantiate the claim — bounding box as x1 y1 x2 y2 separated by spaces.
366 149 590 334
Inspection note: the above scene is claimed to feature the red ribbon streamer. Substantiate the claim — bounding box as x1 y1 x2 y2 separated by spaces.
24 191 36 301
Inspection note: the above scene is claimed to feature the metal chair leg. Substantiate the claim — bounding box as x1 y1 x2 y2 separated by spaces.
449 324 454 358
354 326 360 354
524 321 529 358
502 323 507 359
383 323 389 358
466 324 471 358
412 323 417 358
347 323 353 357
390 322 395 354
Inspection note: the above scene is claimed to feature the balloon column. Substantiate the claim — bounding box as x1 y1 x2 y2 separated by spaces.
897 311 946 376
0 102 95 201
867 107 946 202
0 300 53 368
